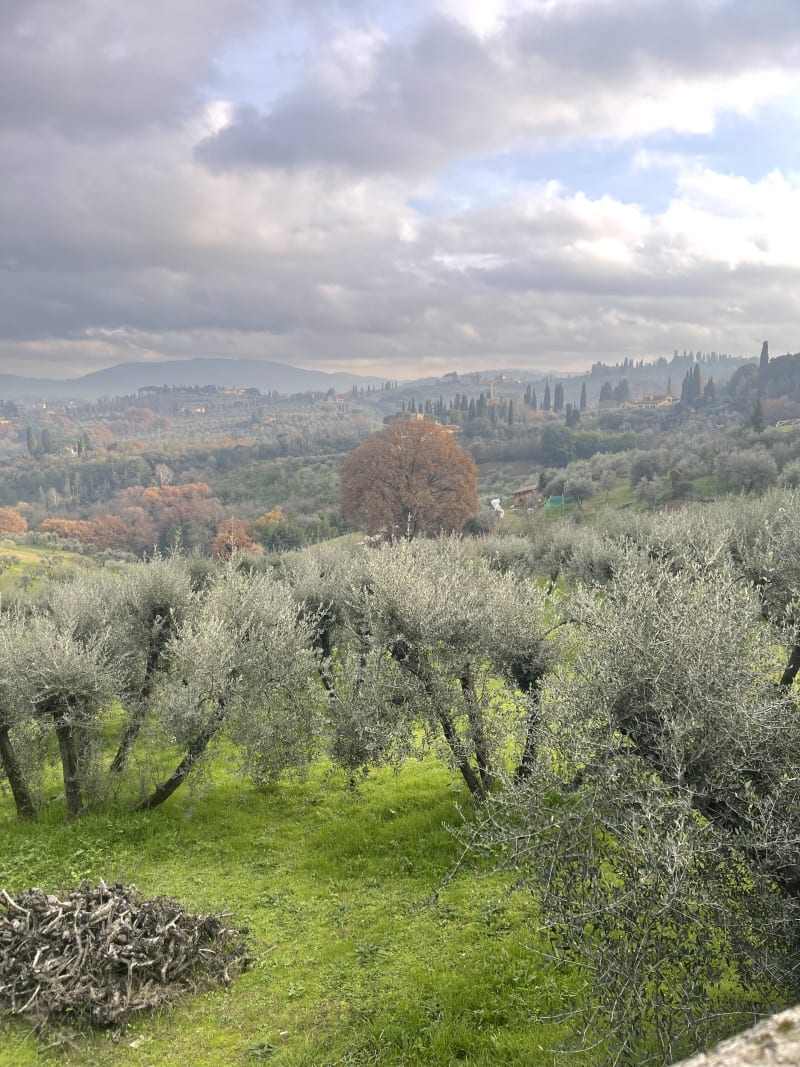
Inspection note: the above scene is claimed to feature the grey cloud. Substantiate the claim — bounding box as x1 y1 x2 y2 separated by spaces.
197 0 800 175
3 147 798 377
3 0 800 380
0 0 258 135
196 17 501 173
515 0 800 78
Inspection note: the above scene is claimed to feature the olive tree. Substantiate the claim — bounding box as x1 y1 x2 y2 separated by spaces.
136 565 322 809
0 559 323 819
0 610 39 818
13 611 121 819
282 538 554 795
465 553 800 1062
362 539 553 796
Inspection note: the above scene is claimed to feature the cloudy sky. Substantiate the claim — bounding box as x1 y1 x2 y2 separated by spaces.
2 0 800 381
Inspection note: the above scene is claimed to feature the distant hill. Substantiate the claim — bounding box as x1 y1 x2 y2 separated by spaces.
0 358 386 401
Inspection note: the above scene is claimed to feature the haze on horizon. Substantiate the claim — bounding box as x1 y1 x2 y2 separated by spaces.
2 0 800 383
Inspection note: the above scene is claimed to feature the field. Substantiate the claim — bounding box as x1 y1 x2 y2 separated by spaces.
0 543 101 594
0 760 580 1067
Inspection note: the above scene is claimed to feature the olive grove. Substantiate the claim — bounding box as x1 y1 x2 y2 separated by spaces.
1 492 800 1062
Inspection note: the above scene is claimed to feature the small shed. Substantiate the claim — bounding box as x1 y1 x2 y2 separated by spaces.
513 484 543 509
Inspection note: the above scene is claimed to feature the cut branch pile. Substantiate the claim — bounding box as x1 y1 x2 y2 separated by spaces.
0 880 251 1032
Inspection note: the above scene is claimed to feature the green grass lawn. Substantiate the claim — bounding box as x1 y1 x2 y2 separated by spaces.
0 760 584 1067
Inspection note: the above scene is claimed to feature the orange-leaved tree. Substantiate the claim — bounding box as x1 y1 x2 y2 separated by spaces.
0 507 27 534
211 518 262 560
341 419 478 539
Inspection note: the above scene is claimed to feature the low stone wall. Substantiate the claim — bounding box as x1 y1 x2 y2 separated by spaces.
673 1006 800 1066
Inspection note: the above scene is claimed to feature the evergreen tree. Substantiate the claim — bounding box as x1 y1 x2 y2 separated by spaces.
543 383 551 412
579 382 587 411
565 403 581 428
759 340 769 375
531 390 538 411
26 426 39 456
40 427 56 455
553 382 564 413
507 399 514 426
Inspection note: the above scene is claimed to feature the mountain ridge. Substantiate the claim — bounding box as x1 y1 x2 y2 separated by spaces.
0 358 388 400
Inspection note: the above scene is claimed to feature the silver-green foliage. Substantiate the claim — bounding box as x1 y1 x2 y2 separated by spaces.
466 551 800 1062
0 556 324 817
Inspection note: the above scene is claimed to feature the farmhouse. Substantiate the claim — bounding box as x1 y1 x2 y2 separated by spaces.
512 484 544 509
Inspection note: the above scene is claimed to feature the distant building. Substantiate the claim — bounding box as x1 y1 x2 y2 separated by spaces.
512 484 544 509
623 394 680 410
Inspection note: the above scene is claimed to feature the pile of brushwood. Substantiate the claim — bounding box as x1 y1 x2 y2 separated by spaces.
0 881 251 1035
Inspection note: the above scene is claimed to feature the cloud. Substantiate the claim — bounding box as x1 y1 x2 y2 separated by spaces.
3 0 800 381
196 0 800 175
4 127 800 377
0 0 258 134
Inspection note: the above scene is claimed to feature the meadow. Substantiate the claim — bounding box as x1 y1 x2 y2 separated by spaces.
0 759 579 1067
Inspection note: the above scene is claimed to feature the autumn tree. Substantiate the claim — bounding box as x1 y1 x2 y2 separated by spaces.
340 419 478 539
0 507 27 534
211 518 261 560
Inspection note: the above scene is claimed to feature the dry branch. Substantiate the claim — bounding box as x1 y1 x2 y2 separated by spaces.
0 880 251 1033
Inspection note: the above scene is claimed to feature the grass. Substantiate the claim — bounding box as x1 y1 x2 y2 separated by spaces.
0 759 584 1067
0 543 99 593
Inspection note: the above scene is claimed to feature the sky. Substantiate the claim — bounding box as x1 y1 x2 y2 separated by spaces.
2 0 800 382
